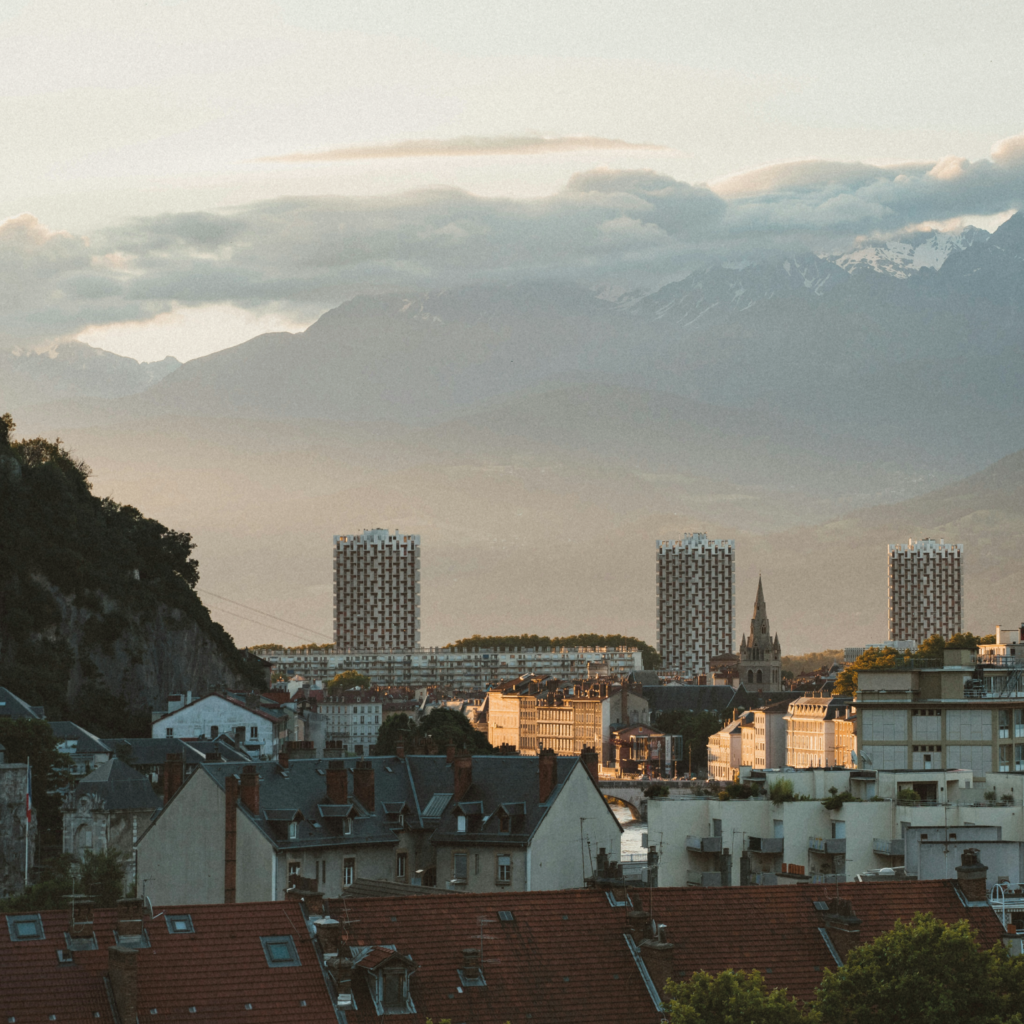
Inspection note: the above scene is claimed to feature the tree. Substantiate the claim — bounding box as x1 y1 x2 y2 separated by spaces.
653 709 724 771
833 647 903 698
663 969 813 1024
0 718 73 845
0 850 125 913
815 912 1024 1024
327 671 371 694
374 707 493 756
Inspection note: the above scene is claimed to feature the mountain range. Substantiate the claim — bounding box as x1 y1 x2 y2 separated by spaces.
6 216 1024 654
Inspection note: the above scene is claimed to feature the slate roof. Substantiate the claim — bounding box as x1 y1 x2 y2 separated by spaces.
108 736 251 767
182 753 618 852
0 903 338 1024
643 684 739 715
0 686 44 719
152 692 284 726
50 721 113 754
71 757 163 811
628 670 662 686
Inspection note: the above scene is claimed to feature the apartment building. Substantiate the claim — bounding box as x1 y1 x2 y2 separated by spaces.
855 647 1024 773
334 529 421 651
652 766 1024 888
487 681 649 762
657 534 735 676
151 694 285 759
888 538 963 644
785 695 855 769
258 645 642 689
318 691 384 756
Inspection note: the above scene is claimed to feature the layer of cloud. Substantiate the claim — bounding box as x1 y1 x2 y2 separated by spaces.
266 134 667 162
2 131 1023 351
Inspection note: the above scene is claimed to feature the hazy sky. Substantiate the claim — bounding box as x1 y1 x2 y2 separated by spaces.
4 0 1024 362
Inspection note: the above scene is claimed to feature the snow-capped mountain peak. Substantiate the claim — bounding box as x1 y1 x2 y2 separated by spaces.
827 226 989 278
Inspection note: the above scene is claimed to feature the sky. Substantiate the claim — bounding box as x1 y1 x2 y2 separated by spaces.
3 0 1024 362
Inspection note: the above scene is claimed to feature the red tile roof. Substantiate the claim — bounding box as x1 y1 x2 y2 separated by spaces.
0 903 338 1024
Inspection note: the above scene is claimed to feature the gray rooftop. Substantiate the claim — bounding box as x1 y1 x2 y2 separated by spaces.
50 721 113 754
0 687 44 720
643 684 740 715
71 758 163 811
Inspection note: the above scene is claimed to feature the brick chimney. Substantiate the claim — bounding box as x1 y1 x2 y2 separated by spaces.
240 764 260 815
627 907 650 944
224 773 238 904
108 946 139 1023
315 917 342 954
639 924 675 997
278 750 290 770
956 848 990 902
819 897 862 963
326 761 348 805
538 748 558 803
353 759 375 812
395 742 405 760
580 745 599 783
163 751 184 803
453 752 473 802
69 900 94 941
446 744 457 764
461 948 482 982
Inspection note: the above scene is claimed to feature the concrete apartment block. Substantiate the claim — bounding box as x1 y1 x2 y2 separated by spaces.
888 538 963 644
657 534 735 676
334 529 421 651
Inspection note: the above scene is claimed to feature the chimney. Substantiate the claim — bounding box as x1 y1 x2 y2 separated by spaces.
453 752 473 802
446 744 457 764
395 742 405 760
245 692 261 709
627 907 649 944
538 748 558 803
240 764 260 815
224 773 238 904
639 924 675 997
108 947 139 1023
819 897 862 963
460 948 481 982
69 900 94 940
956 848 990 903
580 745 599 783
278 751 290 770
315 917 342 954
116 897 146 938
326 951 354 1008
163 751 184 803
353 759 375 812
326 761 349 804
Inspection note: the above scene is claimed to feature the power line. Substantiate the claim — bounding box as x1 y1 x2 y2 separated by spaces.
203 603 327 645
197 588 333 640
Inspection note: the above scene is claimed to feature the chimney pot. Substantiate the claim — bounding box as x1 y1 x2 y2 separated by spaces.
326 761 349 804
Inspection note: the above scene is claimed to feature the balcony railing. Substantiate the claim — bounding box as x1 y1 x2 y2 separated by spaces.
811 873 847 885
809 837 847 854
686 835 723 854
686 870 722 887
748 836 784 854
873 838 905 857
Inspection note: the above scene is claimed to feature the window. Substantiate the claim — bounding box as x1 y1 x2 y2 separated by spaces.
250 726 259 739
344 858 355 887
260 935 301 967
999 745 1012 772
457 814 467 833
497 855 512 884
342 817 352 836
210 726 218 738
383 972 406 1011
396 852 407 878
1000 710 1011 739
166 915 194 934
165 728 173 738
288 821 297 840
1016 710 1024 739
453 853 468 881
7 914 44 941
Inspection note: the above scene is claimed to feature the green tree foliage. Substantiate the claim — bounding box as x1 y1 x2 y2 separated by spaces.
781 650 845 677
0 850 125 912
653 709 723 771
663 969 813 1024
374 708 493 756
815 913 1024 1024
0 719 73 845
326 671 371 694
833 647 903 698
443 633 661 670
0 414 261 729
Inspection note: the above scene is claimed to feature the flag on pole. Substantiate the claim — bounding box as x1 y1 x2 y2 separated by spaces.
25 762 32 824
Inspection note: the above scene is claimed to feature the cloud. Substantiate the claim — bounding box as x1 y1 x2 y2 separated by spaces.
266 134 667 162
2 130 1023 351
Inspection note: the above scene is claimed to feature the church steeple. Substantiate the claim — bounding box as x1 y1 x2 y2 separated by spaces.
738 576 783 691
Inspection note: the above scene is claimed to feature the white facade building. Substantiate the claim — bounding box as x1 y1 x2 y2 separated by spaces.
334 529 421 651
888 538 963 644
319 692 384 756
257 646 643 689
151 694 283 759
657 534 735 676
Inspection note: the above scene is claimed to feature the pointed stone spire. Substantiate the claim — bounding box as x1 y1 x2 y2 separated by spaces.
754 575 765 616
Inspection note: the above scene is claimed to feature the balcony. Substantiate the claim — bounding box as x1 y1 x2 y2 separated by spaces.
748 836 784 854
873 838 905 857
809 837 847 855
686 835 723 854
686 870 722 887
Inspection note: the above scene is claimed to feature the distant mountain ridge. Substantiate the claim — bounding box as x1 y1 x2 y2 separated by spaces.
827 225 990 278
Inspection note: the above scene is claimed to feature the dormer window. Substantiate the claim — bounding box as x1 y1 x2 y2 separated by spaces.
288 821 297 840
498 812 510 834
457 814 467 833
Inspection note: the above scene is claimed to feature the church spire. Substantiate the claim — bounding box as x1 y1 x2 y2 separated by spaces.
754 575 765 616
